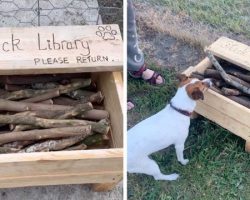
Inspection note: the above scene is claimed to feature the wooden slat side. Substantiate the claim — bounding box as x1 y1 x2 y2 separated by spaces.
97 72 123 148
201 89 250 126
0 65 122 75
0 148 123 163
0 157 122 178
0 25 123 74
207 37 250 71
0 149 123 178
195 102 250 140
0 172 122 188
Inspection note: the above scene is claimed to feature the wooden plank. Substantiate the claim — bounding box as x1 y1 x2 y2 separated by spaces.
207 37 250 71
97 72 123 148
183 57 212 76
0 149 123 178
0 172 122 188
195 102 250 140
202 89 250 126
0 25 123 75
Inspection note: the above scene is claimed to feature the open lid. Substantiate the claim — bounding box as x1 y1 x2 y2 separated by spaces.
207 37 250 71
0 25 123 75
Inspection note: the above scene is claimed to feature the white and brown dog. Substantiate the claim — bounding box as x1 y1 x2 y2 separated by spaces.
127 74 212 181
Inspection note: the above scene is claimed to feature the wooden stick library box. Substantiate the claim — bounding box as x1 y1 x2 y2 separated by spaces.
0 25 123 191
184 37 250 152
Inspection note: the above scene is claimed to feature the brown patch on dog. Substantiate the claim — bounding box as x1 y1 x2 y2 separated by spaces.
177 74 192 87
186 81 209 100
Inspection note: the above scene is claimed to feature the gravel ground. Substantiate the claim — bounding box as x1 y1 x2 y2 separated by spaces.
0 182 122 200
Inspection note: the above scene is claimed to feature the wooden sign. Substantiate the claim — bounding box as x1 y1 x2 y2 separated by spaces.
0 25 123 75
207 37 250 71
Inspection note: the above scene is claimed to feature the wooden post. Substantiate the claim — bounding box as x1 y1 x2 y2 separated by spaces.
92 180 121 192
190 111 199 119
245 141 250 153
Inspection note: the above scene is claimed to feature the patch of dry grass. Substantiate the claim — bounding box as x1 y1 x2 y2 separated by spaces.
134 2 250 49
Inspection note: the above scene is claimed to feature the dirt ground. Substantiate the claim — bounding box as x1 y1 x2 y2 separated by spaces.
137 22 205 72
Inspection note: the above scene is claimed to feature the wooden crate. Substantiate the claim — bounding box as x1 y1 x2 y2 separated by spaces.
184 37 250 152
0 25 123 191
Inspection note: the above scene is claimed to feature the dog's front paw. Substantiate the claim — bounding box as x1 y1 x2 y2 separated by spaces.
169 173 179 181
180 159 189 165
154 173 179 181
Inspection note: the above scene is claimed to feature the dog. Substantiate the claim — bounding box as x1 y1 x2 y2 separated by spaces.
127 74 212 181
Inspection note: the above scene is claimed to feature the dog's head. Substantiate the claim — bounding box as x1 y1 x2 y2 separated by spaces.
177 74 212 101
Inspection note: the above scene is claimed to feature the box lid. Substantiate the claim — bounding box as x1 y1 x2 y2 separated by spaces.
0 25 123 75
207 37 250 71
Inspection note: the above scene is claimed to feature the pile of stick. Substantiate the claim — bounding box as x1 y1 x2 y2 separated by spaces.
0 73 110 153
190 52 250 109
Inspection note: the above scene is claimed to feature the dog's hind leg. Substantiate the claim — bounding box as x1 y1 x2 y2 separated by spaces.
138 157 179 181
175 144 189 165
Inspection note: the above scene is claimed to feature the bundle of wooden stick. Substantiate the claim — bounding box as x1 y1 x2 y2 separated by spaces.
190 52 250 109
0 73 110 153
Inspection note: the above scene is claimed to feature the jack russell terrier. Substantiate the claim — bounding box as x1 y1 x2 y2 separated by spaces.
128 74 212 181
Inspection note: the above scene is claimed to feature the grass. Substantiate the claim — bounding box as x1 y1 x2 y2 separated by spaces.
127 66 250 200
141 0 250 38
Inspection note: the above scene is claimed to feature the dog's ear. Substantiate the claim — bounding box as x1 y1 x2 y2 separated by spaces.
176 74 188 82
191 88 204 100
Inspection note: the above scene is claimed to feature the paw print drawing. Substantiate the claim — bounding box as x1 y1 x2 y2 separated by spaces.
96 25 117 40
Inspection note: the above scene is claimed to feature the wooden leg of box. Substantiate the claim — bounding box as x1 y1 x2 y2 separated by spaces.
245 140 250 153
191 111 199 119
91 182 120 192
